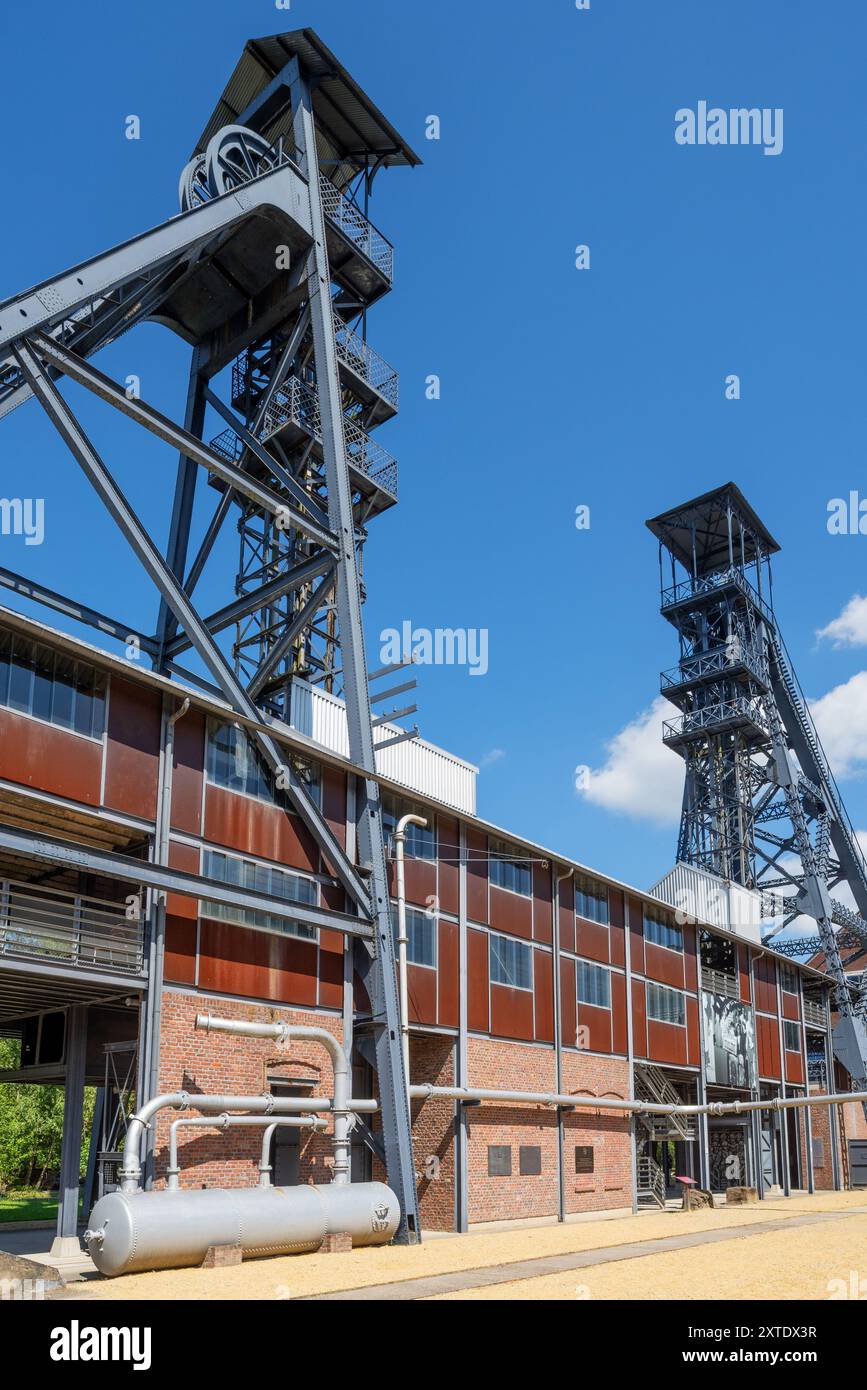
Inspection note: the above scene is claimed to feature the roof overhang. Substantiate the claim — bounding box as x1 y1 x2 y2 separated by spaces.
646 482 781 576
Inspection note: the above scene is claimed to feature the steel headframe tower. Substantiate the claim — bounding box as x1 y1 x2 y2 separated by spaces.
648 484 867 1107
0 29 423 1239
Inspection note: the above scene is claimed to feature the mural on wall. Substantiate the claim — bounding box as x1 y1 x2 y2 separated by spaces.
702 992 757 1089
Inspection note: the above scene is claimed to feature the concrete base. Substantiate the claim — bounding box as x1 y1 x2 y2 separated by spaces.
50 1236 83 1259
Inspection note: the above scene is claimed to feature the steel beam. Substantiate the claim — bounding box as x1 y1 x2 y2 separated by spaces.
0 565 158 655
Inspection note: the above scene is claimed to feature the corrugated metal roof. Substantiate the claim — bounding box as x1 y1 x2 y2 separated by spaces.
191 28 421 190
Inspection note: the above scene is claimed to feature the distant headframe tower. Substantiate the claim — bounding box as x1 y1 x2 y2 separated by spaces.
0 30 422 1237
648 484 867 1100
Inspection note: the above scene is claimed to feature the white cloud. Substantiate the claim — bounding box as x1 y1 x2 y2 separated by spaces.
817 594 867 647
479 748 505 768
577 696 684 826
809 671 867 778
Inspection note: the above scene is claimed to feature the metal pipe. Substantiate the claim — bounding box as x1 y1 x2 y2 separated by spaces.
407 1083 867 1121
394 815 428 1092
194 1013 353 1184
165 1113 326 1190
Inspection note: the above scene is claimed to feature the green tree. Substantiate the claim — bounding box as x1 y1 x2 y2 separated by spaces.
0 1038 95 1193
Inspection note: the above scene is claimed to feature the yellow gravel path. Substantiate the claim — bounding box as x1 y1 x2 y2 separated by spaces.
70 1191 866 1302
428 1211 867 1301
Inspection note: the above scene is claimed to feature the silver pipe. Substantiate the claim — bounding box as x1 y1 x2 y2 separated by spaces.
407 1083 867 1121
195 1014 353 1184
394 814 428 1095
165 1113 326 1190
258 1119 328 1187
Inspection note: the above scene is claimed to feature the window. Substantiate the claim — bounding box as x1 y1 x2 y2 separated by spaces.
700 930 736 975
489 933 532 991
0 630 106 738
489 840 532 896
574 875 609 924
201 849 317 940
783 1020 801 1053
391 903 437 968
206 719 319 805
646 982 686 1027
381 797 435 862
576 960 611 1009
779 962 799 995
488 1145 512 1177
519 1146 542 1176
644 909 683 953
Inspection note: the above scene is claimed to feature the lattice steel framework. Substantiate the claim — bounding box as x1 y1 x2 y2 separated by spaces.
0 29 422 1238
648 484 867 1103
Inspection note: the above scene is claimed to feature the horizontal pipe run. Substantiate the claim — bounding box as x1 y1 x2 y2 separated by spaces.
407 1084 867 1121
166 1114 327 1190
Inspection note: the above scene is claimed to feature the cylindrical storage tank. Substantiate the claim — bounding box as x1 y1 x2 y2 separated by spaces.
85 1181 400 1277
317 1181 400 1247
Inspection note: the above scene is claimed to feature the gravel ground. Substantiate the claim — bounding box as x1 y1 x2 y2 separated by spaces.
68 1191 867 1302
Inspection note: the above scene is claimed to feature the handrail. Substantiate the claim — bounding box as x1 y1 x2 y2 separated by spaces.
0 877 145 975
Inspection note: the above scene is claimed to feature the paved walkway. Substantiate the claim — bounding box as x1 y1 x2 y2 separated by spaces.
300 1206 867 1301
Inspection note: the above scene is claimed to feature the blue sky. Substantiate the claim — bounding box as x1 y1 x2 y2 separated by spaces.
1 0 866 892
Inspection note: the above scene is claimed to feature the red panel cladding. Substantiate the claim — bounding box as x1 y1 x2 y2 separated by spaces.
647 1020 688 1066
738 945 752 1003
437 815 459 917
754 955 778 1014
320 880 346 914
533 949 554 1043
575 918 609 965
684 926 698 992
628 896 645 974
103 677 161 819
686 995 700 1067
204 785 319 872
164 915 196 985
560 957 577 1050
609 890 626 967
404 857 437 910
167 840 200 922
785 1045 805 1085
198 919 317 1005
0 707 102 805
318 928 343 1011
611 971 628 1055
490 983 534 1042
467 928 489 1032
532 863 553 944
576 1002 612 1054
466 829 488 924
782 990 800 1022
757 1013 782 1079
321 768 347 848
558 873 575 953
490 884 532 940
407 964 437 1026
170 709 204 835
632 979 648 1058
438 920 459 1029
644 941 686 989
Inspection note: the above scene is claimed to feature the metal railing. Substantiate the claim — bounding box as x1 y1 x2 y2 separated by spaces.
803 999 828 1030
663 695 770 745
259 375 399 500
661 566 775 626
660 642 768 693
637 1155 667 1209
332 314 399 408
319 175 394 282
0 879 145 976
701 967 740 1001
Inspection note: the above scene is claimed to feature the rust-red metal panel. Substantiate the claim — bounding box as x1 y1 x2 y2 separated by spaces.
170 708 204 835
467 927 489 1032
204 785 319 872
560 956 577 1050
575 917 610 965
407 963 437 1026
558 872 575 953
533 948 554 1043
609 889 626 967
754 955 778 1014
438 919 459 1029
785 1045 805 1086
466 829 488 924
318 928 343 1010
684 925 698 992
198 919 317 1005
644 941 686 989
576 1001 612 1054
0 707 102 805
490 982 534 1042
164 915 197 985
611 971 628 1055
404 857 437 910
490 884 532 940
320 880 346 914
782 990 800 1021
757 1012 782 1079
686 995 700 1067
647 1019 688 1066
437 815 459 917
321 767 347 848
103 677 161 819
632 979 648 1058
532 862 553 944
628 896 645 975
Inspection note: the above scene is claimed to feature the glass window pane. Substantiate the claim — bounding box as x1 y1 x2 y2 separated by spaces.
0 630 10 705
51 656 75 729
32 647 53 721
8 638 34 713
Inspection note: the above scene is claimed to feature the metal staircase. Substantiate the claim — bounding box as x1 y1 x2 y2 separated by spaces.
634 1065 695 1141
636 1153 667 1209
